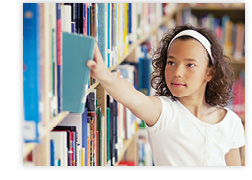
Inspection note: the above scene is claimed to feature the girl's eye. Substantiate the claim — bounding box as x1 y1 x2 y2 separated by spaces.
167 61 174 65
187 64 195 68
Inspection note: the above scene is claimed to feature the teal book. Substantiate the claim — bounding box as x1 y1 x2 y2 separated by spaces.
98 3 106 61
62 32 95 113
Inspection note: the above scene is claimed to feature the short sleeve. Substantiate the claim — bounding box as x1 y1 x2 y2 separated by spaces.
230 118 245 149
145 96 175 135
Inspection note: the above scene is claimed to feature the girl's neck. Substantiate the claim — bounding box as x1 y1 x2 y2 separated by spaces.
178 95 210 119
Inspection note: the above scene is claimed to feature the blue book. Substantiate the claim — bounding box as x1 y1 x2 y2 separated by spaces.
82 108 88 166
56 3 62 113
62 32 95 113
139 58 151 96
128 3 132 44
50 140 55 166
107 3 111 68
23 3 41 143
139 46 151 95
87 5 90 36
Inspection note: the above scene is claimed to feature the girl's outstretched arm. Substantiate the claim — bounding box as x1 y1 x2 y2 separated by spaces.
87 43 161 127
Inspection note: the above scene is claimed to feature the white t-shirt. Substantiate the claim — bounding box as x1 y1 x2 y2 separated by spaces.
146 96 245 166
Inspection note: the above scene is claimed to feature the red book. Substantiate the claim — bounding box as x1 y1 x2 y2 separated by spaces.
118 161 135 166
96 131 99 166
87 136 90 166
70 131 75 166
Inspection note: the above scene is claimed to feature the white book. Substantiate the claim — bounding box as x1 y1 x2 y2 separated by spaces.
61 4 72 33
50 131 68 166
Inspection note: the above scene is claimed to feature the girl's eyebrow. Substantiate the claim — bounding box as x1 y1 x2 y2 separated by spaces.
185 58 198 63
168 55 198 63
167 55 176 59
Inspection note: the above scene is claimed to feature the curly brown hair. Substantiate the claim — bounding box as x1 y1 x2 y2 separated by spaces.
150 24 236 107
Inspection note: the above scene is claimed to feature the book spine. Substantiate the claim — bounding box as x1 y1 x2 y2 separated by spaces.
61 4 72 33
56 3 62 113
96 130 99 166
69 131 74 166
107 3 111 68
87 117 90 166
98 3 107 62
50 140 55 166
82 108 88 166
106 106 110 165
87 4 90 36
83 3 86 35
114 100 118 163
23 3 42 143
77 3 84 34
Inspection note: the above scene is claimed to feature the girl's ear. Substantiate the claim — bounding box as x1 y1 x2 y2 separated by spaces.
206 67 214 82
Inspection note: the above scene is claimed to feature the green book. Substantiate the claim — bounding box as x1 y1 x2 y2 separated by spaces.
62 32 95 113
96 107 103 166
107 107 110 165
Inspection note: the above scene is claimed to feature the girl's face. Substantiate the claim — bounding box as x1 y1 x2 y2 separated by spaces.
165 39 212 100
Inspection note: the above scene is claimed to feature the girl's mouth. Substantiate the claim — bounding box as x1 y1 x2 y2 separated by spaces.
171 83 186 87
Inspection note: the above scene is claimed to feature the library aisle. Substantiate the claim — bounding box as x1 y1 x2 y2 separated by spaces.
23 3 245 166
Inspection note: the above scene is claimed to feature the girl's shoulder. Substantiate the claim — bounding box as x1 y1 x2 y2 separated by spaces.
214 106 242 126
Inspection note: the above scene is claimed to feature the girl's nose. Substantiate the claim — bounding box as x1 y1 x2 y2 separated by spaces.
174 65 184 78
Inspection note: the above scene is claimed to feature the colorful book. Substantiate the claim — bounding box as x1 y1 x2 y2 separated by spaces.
62 32 95 113
56 3 62 113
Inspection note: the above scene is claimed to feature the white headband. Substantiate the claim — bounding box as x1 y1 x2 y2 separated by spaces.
167 29 214 64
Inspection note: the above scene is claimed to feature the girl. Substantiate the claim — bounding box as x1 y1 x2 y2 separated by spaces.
86 24 245 166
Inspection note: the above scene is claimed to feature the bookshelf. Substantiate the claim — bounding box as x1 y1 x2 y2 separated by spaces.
23 3 245 166
23 3 178 166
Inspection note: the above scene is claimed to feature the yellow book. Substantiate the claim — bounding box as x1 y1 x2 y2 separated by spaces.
124 3 128 54
224 20 233 57
81 148 85 166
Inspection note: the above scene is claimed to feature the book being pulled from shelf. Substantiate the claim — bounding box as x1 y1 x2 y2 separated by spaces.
62 32 95 113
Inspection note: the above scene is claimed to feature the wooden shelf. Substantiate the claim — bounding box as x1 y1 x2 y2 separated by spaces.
183 3 245 11
23 111 70 159
231 57 245 65
87 81 99 94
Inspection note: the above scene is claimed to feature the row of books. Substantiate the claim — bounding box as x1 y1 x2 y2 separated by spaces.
61 3 168 68
121 45 152 96
179 8 245 60
23 3 172 143
137 128 153 166
49 64 140 166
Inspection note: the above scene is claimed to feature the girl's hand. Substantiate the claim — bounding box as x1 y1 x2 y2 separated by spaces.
86 43 109 81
